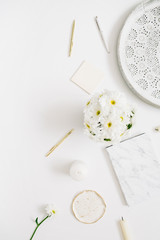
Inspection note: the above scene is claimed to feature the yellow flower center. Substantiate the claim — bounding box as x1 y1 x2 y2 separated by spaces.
99 94 103 98
120 133 124 137
111 100 116 105
86 124 90 129
52 210 56 214
107 122 112 128
96 110 101 115
120 116 123 121
86 101 90 106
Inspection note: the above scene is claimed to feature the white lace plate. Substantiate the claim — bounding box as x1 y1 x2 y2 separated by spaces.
118 0 160 107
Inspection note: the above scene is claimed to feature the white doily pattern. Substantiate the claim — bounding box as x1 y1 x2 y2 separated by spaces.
118 0 160 107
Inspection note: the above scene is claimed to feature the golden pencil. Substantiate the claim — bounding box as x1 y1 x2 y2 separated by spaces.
45 129 74 157
69 20 75 57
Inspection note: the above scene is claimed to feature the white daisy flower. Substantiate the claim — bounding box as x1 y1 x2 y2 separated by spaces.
155 126 160 132
45 204 56 217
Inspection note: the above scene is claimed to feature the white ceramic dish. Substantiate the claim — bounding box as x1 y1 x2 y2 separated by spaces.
118 0 160 107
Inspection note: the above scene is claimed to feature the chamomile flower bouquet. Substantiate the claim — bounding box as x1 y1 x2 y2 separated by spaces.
84 90 135 144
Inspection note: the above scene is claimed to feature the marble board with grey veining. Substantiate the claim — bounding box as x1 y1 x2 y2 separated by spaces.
106 133 160 206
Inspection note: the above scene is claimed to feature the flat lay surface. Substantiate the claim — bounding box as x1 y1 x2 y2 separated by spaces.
0 0 160 240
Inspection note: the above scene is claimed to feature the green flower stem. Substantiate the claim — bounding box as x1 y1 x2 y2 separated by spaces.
30 215 50 240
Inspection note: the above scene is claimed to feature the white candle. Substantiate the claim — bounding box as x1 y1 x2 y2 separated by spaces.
69 160 88 181
120 217 131 240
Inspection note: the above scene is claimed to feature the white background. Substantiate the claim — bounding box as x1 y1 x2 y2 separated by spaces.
0 0 160 239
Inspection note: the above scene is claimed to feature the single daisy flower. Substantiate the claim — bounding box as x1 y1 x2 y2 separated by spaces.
30 204 57 240
45 204 57 217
